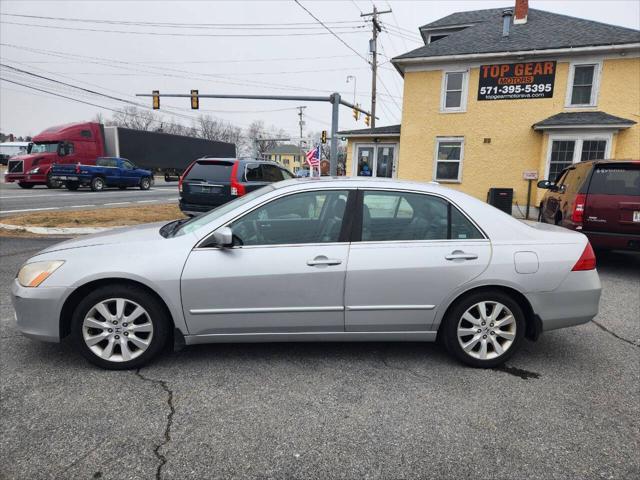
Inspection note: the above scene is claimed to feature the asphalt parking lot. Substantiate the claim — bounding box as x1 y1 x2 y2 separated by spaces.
0 178 178 217
1 236 638 480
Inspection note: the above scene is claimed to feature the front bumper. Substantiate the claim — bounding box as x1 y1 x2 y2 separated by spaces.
4 173 47 184
525 269 601 332
10 280 69 342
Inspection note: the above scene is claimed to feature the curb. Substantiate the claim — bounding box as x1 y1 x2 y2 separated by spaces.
0 222 124 235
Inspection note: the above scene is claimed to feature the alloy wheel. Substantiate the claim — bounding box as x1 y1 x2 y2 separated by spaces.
82 298 154 362
456 301 516 360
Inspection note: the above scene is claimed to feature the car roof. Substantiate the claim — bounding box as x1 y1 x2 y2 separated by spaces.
273 176 445 192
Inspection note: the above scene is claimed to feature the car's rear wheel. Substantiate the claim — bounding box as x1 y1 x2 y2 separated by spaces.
90 176 105 192
46 175 61 189
17 182 34 189
70 285 170 369
66 181 79 191
139 177 151 190
442 290 525 368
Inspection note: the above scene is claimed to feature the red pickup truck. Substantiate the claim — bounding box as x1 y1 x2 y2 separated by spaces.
4 123 105 189
538 160 640 251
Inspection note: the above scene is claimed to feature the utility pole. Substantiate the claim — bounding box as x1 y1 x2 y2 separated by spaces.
297 106 306 139
361 5 391 129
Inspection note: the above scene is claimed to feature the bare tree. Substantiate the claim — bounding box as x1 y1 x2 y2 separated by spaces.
110 106 159 131
197 115 242 145
244 120 289 157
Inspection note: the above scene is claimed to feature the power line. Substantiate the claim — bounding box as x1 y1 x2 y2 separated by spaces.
0 20 367 37
0 78 123 113
294 1 370 63
0 13 363 28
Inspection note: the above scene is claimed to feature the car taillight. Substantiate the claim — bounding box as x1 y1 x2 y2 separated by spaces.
75 162 81 174
179 162 196 194
571 193 586 224
572 242 596 271
230 162 245 196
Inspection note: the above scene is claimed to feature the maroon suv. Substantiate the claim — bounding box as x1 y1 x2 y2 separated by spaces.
538 160 640 251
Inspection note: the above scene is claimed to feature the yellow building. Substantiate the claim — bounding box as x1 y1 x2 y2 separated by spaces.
343 1 639 213
263 144 306 174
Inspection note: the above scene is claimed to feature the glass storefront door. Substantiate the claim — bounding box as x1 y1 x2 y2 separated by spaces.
355 144 396 178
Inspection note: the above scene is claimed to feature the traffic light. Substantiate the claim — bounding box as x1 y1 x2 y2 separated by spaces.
152 90 160 110
321 130 327 144
191 89 199 110
352 105 360 121
364 114 370 127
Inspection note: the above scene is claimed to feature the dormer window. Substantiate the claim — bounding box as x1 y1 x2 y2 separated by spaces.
428 34 448 43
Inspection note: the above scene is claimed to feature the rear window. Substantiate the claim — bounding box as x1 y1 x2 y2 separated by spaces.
185 161 234 182
97 158 117 167
589 165 640 195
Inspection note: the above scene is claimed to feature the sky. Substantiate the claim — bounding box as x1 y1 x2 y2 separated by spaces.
1 0 639 138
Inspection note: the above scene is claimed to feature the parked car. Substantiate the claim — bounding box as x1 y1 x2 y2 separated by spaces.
12 178 600 370
179 158 294 216
538 160 640 251
50 157 153 191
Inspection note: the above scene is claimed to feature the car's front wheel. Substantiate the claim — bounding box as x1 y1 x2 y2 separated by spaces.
70 285 170 369
139 177 151 190
442 290 525 368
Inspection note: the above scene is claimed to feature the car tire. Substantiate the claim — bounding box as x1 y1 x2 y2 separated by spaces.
90 176 105 192
164 173 170 182
442 290 525 368
46 175 61 189
140 177 151 190
66 181 79 191
17 182 34 189
70 284 170 370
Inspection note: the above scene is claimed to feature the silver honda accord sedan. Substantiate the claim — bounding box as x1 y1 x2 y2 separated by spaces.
11 177 601 369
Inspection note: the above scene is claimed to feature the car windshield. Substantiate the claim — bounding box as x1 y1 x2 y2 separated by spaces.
28 142 59 154
170 184 276 237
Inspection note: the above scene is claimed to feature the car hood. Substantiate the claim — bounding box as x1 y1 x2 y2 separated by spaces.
38 222 168 254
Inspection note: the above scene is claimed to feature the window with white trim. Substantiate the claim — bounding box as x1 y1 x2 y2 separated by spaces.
441 71 467 112
567 63 599 107
546 133 611 181
434 137 464 182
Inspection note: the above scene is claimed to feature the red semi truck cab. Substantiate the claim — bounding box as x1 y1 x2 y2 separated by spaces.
4 122 105 188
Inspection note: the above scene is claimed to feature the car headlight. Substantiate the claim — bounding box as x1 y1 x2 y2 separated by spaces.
17 260 65 287
28 167 40 174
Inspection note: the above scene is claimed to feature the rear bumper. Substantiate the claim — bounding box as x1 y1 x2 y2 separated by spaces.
582 230 640 251
11 280 68 343
525 269 601 332
179 199 228 216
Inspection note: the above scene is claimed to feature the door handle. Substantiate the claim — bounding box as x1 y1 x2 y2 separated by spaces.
445 250 478 261
307 256 342 267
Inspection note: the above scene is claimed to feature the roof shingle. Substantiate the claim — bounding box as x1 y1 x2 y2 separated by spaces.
395 8 640 63
532 111 636 129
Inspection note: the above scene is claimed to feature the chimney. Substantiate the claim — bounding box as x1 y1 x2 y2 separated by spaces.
502 9 513 37
514 0 528 24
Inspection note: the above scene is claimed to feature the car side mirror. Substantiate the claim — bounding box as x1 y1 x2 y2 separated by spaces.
211 227 234 248
537 180 553 189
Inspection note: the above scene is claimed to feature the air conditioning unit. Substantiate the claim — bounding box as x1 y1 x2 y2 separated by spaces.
487 188 513 215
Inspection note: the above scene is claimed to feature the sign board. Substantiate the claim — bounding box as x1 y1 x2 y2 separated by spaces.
523 170 539 180
478 61 556 101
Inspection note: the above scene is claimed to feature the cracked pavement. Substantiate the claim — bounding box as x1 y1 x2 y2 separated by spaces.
1 237 638 479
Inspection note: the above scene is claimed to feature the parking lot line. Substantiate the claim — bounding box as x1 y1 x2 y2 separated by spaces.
136 200 158 203
104 202 131 206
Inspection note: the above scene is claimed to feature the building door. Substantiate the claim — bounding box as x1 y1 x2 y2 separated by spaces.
376 145 395 178
355 144 397 178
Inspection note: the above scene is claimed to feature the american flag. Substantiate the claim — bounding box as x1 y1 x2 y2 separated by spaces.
305 145 320 167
